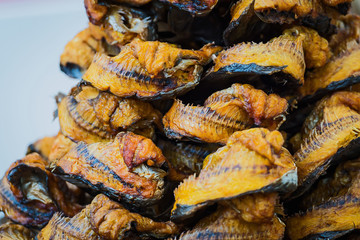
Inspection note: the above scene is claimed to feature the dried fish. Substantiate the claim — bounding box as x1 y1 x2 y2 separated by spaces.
82 39 221 100
290 91 360 198
60 28 105 79
205 35 305 90
50 132 168 207
0 221 35 240
171 128 297 221
26 136 56 160
58 86 162 143
286 159 360 240
176 204 285 240
88 194 179 239
163 84 288 144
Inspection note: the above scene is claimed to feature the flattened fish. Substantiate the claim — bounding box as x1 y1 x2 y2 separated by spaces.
286 159 360 240
299 43 360 103
88 194 179 239
26 136 57 160
58 86 162 143
60 28 105 79
82 39 221 100
171 128 297 221
50 132 168 207
163 84 288 144
290 91 360 198
156 137 219 181
205 35 305 88
0 153 56 227
176 204 285 240
0 221 35 240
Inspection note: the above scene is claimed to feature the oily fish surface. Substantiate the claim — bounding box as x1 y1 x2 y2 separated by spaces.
83 38 221 99
211 35 305 84
51 132 167 204
293 91 360 187
177 203 285 240
172 128 297 217
58 86 161 144
163 83 288 144
286 160 360 240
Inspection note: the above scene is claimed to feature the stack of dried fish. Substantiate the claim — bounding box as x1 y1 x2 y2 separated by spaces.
3 0 360 239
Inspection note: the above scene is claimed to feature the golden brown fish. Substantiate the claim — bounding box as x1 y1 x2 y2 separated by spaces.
88 194 179 239
206 35 305 87
290 91 360 198
163 84 288 144
60 28 106 79
171 128 297 221
82 39 221 100
282 26 331 69
0 221 35 240
26 136 57 160
36 207 100 240
58 86 162 144
286 159 360 240
176 204 285 240
50 132 168 207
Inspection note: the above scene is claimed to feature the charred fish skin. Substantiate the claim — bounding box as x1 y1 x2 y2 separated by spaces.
82 39 221 100
58 85 162 144
60 28 105 79
290 91 360 199
286 160 360 240
156 137 219 181
35 207 100 240
88 194 179 240
171 128 297 222
0 153 57 227
163 84 288 144
175 203 285 240
50 132 168 208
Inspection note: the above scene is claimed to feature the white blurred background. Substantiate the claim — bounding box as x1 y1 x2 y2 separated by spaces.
0 0 87 175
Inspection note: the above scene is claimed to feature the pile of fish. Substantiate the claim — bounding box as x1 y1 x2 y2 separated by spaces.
2 0 360 239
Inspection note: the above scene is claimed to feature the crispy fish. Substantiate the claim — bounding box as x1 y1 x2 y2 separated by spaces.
163 84 288 144
82 39 221 100
58 86 162 143
171 128 297 221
